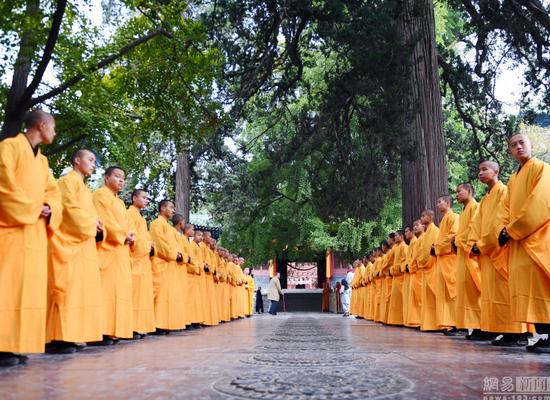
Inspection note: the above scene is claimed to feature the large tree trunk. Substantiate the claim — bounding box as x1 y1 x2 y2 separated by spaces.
1 0 40 139
397 0 448 225
175 152 191 222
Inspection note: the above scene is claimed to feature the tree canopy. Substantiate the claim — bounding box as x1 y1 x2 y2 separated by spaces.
1 0 549 265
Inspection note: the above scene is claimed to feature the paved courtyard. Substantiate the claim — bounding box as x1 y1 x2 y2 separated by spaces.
1 312 549 399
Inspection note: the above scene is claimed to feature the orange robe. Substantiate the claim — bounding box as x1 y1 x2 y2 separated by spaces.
380 248 395 323
373 257 383 322
216 257 230 321
0 134 61 353
178 235 200 324
404 236 421 327
419 223 440 330
361 263 371 319
455 199 481 330
387 241 408 325
93 186 133 338
200 242 220 325
46 170 102 343
127 205 155 334
472 181 527 333
504 158 550 324
149 217 187 330
434 210 459 328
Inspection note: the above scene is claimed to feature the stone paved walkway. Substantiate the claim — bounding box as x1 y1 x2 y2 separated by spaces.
1 313 549 399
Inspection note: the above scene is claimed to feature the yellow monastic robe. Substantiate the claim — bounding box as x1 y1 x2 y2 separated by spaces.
246 274 255 316
350 265 362 316
361 263 371 319
455 199 481 330
127 206 155 333
418 223 440 330
404 236 421 327
235 266 246 317
216 257 230 321
387 241 408 326
373 257 383 322
200 242 219 325
93 186 133 338
368 261 377 320
227 261 240 318
472 181 527 333
149 217 187 330
504 158 550 324
183 237 204 324
380 248 395 323
360 264 368 317
0 134 61 353
434 210 459 328
192 241 211 324
46 170 102 344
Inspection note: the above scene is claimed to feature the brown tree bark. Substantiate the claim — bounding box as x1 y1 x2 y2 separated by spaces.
175 152 191 222
397 0 449 225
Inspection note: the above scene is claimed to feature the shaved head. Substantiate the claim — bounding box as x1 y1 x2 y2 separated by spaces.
71 149 94 166
24 109 53 129
479 160 499 173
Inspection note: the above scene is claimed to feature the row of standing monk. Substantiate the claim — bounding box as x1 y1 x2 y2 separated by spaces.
0 110 255 367
349 133 550 354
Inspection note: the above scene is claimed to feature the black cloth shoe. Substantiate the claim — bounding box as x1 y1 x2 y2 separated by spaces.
0 352 21 367
526 338 550 353
14 354 28 363
150 328 169 335
46 341 78 354
87 336 115 346
443 327 464 336
492 334 528 347
466 330 498 341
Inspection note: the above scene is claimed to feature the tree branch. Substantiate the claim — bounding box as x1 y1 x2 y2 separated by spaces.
30 27 171 106
19 0 67 110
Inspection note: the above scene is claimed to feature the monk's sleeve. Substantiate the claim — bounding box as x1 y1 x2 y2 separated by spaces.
43 164 62 231
93 191 127 245
59 176 96 240
436 217 457 255
0 141 42 226
151 222 177 261
129 213 150 257
506 163 550 241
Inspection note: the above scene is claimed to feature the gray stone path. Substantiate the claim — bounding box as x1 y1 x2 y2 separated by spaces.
1 313 549 399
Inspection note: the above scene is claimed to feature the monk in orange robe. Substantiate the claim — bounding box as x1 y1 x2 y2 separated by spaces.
150 204 187 334
434 195 459 334
453 183 483 339
46 150 103 354
373 246 386 322
471 161 528 347
381 235 396 324
244 266 255 317
92 166 134 343
418 210 440 331
127 189 156 337
199 231 220 325
404 222 422 327
362 256 372 319
0 110 61 366
192 231 216 325
215 246 231 322
387 230 408 326
500 134 550 353
367 252 377 320
350 260 362 316
180 223 204 326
